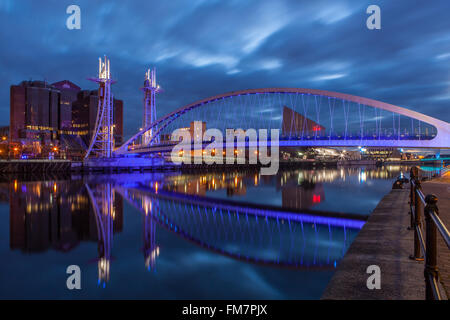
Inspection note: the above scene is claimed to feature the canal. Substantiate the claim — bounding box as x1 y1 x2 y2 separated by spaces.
0 165 409 299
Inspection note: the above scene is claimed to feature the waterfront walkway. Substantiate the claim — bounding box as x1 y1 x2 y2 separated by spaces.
422 173 450 297
322 188 426 299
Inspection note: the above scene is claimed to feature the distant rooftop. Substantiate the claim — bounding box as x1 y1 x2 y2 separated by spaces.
18 80 53 88
51 80 81 91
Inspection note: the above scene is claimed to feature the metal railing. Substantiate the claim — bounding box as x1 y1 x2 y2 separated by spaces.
416 165 449 180
409 166 450 300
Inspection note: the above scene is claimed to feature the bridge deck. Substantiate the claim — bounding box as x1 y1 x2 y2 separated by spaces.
321 188 429 299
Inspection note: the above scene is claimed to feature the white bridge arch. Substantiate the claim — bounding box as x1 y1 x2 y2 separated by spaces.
115 88 450 155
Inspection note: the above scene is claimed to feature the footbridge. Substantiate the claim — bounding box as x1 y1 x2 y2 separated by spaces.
115 88 450 157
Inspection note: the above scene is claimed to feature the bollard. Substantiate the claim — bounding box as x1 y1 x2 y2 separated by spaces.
392 179 403 189
424 194 440 300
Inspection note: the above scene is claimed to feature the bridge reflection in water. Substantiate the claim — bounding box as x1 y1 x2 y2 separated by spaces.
5 167 406 288
83 171 365 285
117 185 362 271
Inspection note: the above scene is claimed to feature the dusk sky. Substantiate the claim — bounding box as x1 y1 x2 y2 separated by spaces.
1 0 449 138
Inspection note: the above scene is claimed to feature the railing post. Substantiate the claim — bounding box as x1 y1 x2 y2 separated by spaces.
409 167 418 229
410 177 423 260
424 194 440 300
409 185 415 229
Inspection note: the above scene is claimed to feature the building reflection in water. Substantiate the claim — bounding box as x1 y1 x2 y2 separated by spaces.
3 178 123 287
162 166 408 211
0 166 408 287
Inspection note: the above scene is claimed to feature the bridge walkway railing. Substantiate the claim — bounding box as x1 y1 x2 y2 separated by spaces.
408 166 450 300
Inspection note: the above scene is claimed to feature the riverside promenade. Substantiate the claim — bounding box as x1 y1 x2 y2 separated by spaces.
322 173 450 300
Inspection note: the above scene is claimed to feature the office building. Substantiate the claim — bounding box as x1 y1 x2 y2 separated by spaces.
72 90 123 147
9 80 124 158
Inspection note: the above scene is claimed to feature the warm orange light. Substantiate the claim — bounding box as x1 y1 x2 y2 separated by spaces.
14 180 18 192
53 183 57 193
53 147 58 152
1 136 6 141
13 147 18 152
155 182 158 194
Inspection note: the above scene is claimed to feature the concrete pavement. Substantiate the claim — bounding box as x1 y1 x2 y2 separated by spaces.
321 188 426 299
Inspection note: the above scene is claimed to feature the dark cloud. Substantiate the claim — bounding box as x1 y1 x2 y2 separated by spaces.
0 0 449 138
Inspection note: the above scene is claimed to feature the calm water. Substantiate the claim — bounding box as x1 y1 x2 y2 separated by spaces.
0 165 409 299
